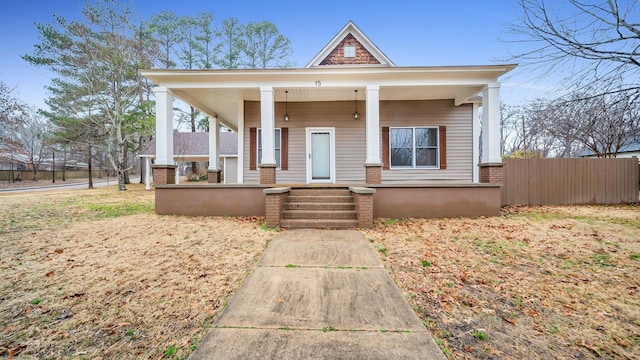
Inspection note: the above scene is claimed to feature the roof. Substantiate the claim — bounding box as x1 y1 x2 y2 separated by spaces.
140 131 237 158
578 141 640 157
306 21 395 68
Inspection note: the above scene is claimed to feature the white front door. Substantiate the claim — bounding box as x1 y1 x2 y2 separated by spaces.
306 127 335 183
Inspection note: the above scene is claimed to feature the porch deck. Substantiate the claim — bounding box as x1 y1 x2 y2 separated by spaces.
153 182 502 228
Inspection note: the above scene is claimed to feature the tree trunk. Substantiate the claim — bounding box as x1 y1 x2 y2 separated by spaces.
88 145 94 189
62 148 67 181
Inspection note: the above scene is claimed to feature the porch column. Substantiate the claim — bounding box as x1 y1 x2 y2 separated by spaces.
480 83 504 183
207 116 221 183
152 86 176 185
260 86 276 184
145 157 151 190
365 85 382 184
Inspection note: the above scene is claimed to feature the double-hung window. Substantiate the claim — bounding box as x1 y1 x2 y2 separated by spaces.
257 128 281 169
390 127 439 168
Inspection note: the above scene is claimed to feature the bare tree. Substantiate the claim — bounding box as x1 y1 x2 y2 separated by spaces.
511 0 640 98
12 107 52 180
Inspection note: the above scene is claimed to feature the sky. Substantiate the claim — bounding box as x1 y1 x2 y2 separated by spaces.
0 0 560 110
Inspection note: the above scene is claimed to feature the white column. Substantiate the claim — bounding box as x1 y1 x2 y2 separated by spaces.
481 83 501 164
472 103 480 183
145 157 151 190
154 87 174 165
237 100 244 184
259 86 276 165
175 164 180 184
208 116 219 171
365 85 381 164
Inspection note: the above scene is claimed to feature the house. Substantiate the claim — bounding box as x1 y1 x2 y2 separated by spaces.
578 142 640 161
141 21 515 228
139 131 238 189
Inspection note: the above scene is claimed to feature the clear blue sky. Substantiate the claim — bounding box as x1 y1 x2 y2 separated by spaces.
0 0 555 109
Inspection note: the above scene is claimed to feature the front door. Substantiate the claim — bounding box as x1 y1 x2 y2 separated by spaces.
306 127 335 183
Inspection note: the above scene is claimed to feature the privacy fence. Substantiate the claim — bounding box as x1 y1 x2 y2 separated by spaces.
502 158 639 206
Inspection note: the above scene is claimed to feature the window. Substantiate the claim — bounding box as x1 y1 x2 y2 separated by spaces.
257 128 281 169
344 45 356 58
390 127 438 168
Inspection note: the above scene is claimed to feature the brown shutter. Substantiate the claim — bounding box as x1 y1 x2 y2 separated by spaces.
249 127 257 170
439 126 447 170
382 126 390 170
281 128 288 170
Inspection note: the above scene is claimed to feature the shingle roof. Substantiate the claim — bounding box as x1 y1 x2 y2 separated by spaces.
140 131 237 157
578 141 640 157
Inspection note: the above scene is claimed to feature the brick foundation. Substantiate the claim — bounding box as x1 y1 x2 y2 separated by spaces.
264 188 290 228
365 164 382 184
350 187 376 228
479 163 504 184
207 170 221 183
151 165 177 185
260 165 276 184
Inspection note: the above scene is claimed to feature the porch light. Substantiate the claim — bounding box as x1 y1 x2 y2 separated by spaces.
352 89 360 120
284 90 289 122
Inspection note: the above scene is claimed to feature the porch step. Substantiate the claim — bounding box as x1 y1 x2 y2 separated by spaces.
288 195 354 203
279 187 358 229
282 209 357 220
285 202 355 211
289 189 351 197
280 219 360 229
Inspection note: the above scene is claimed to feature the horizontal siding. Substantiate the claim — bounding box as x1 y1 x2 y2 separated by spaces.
225 157 238 183
243 99 473 184
381 100 473 182
244 101 366 184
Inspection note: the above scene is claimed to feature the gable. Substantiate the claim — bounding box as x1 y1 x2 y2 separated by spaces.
306 21 395 68
319 33 381 66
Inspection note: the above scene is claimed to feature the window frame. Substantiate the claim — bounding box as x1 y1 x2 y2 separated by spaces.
389 126 439 169
257 128 282 170
343 45 356 58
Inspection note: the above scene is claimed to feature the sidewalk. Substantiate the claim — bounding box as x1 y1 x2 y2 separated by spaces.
190 230 445 359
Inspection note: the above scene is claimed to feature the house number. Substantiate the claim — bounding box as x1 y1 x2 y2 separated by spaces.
315 80 322 86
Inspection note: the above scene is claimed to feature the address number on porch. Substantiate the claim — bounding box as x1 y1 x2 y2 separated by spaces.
315 80 321 86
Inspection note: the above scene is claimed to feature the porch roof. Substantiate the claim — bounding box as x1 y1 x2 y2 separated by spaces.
140 64 516 130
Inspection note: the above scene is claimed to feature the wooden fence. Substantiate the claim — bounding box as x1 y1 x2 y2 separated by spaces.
502 158 639 206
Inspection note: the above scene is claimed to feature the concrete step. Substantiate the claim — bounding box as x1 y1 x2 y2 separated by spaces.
280 219 360 229
282 209 357 220
285 202 356 211
288 195 354 203
289 188 351 197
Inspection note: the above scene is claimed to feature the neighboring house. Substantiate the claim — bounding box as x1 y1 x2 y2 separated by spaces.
578 142 640 161
141 21 515 227
139 131 238 189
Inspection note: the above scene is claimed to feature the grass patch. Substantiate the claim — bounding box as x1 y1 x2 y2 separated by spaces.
321 326 337 333
87 202 153 218
472 330 487 340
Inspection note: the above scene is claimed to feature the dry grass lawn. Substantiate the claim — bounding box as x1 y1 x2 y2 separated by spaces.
0 185 274 359
362 205 640 359
1 185 638 359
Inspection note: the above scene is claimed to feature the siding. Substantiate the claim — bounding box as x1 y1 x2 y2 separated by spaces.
224 157 238 183
381 100 473 182
243 99 473 184
244 101 366 183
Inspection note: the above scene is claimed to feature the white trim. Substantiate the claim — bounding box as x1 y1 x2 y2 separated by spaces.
472 103 480 183
306 127 336 184
237 100 244 184
365 85 381 164
388 126 440 169
481 83 501 164
305 21 395 68
154 87 174 166
260 87 276 165
223 157 227 184
145 157 152 190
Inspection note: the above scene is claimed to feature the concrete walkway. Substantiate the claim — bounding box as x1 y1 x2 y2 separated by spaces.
190 230 445 359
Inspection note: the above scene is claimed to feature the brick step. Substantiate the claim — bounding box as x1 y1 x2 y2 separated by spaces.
285 202 356 211
280 218 360 230
287 195 354 203
289 189 351 197
282 209 357 220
